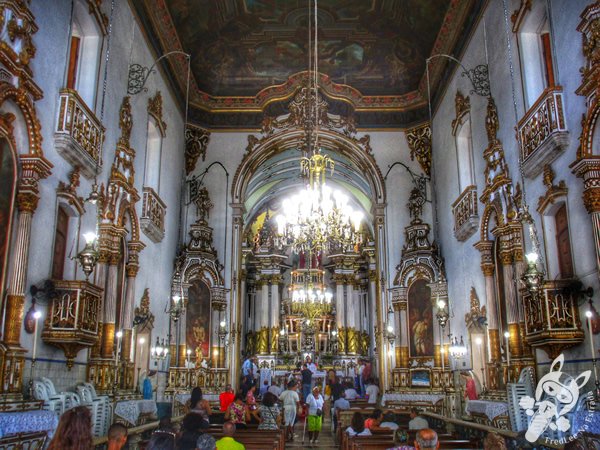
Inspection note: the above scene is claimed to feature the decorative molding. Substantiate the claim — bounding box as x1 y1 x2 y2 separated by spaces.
147 91 166 137
57 167 85 215
406 122 431 176
184 124 210 175
537 164 568 214
86 0 109 36
451 90 470 135
511 0 533 33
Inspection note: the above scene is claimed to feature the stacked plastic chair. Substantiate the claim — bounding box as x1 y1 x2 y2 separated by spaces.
32 380 65 417
76 382 111 436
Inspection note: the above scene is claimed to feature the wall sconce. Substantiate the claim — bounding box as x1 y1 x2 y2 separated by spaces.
150 336 168 364
76 232 99 280
167 294 184 322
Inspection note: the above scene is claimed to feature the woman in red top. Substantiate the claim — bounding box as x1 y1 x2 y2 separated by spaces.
364 409 392 432
219 384 235 412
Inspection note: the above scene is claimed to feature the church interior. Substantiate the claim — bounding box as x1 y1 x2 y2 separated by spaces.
1 0 600 448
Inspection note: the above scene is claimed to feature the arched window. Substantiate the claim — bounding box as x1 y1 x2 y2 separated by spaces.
515 2 555 108
456 116 474 192
66 0 102 107
144 119 162 191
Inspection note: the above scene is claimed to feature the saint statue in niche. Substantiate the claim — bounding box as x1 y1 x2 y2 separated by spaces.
408 279 434 357
186 279 211 364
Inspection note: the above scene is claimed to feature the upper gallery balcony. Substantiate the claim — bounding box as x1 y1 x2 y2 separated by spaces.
518 86 568 178
140 187 166 243
452 185 478 242
54 89 104 179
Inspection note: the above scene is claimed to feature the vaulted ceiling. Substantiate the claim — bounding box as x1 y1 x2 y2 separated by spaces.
131 0 483 129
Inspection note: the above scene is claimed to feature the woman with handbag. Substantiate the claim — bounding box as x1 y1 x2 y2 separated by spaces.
257 392 281 430
305 385 324 445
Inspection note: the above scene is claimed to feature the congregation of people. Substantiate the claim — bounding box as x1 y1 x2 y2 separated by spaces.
42 357 505 449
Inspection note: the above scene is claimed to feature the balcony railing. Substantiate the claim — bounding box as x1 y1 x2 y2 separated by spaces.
451 185 478 241
522 279 583 359
518 86 568 178
55 89 104 178
141 187 166 243
41 280 103 368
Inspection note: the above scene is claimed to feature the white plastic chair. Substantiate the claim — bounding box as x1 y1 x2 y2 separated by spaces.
32 380 64 417
77 383 110 436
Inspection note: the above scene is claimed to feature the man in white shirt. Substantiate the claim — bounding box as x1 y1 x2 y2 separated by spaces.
408 408 429 430
365 379 379 404
279 381 300 442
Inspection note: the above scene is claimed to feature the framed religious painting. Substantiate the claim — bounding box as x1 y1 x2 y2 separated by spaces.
410 369 431 387
186 279 211 365
408 279 434 358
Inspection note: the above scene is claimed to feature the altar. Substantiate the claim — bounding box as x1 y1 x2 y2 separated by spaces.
114 399 158 426
381 392 445 414
466 399 509 429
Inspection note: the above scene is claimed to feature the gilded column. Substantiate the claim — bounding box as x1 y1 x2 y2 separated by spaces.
368 271 377 357
398 303 408 368
2 156 52 394
373 209 387 388
229 210 244 387
101 256 119 359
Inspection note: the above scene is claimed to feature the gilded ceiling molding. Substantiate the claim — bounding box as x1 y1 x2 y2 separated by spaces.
184 124 210 175
86 0 109 35
405 122 431 176
537 164 567 214
147 91 166 137
57 167 85 215
451 90 470 135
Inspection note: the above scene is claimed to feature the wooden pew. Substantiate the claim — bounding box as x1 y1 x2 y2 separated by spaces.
203 427 285 450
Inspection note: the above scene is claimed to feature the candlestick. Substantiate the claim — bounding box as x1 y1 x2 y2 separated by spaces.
139 337 146 368
32 311 41 362
504 331 510 365
476 336 486 388
115 330 123 364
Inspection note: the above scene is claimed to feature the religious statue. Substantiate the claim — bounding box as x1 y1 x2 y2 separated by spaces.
407 186 425 222
192 318 207 365
194 186 213 224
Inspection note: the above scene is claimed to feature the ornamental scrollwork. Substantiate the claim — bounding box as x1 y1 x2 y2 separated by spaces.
185 125 210 175
406 123 431 177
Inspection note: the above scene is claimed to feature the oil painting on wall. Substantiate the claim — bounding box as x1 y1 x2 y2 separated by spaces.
186 279 211 363
408 278 434 358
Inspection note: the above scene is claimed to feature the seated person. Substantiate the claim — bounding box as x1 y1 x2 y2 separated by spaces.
365 378 380 404
386 429 414 450
346 411 372 437
224 393 250 429
107 423 128 450
267 381 283 397
364 409 392 432
219 384 235 412
414 429 438 450
344 381 359 400
189 387 212 425
380 412 400 430
178 413 209 450
216 421 245 450
195 433 217 450
333 392 350 431
408 408 429 431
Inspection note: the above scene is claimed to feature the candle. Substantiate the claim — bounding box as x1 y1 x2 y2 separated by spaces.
186 349 191 367
587 311 596 360
115 331 123 364
504 331 510 366
476 336 486 386
139 337 146 368
32 311 42 362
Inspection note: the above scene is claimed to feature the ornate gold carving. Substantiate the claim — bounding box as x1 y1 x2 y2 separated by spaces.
488 329 500 362
3 294 24 345
465 287 487 332
452 90 470 134
185 125 210 175
119 96 132 145
508 322 522 359
57 167 85 214
16 191 37 213
406 122 431 176
101 322 115 359
511 0 532 32
147 91 166 136
337 327 347 353
270 327 279 354
537 164 568 213
86 0 109 35
134 288 155 332
256 327 269 354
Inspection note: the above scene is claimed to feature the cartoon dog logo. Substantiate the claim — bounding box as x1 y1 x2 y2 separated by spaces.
519 354 591 442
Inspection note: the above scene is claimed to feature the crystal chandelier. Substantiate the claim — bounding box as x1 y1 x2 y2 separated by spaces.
288 265 333 319
275 0 363 255
449 335 467 358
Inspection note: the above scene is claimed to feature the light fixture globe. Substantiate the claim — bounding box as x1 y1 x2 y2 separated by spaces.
77 232 99 280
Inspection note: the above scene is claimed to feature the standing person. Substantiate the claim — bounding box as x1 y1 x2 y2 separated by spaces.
461 372 478 400
47 405 93 450
365 378 380 405
268 380 283 397
330 376 344 402
257 392 281 430
279 380 300 442
241 356 254 378
220 384 235 412
362 359 372 396
306 355 318 373
107 423 128 450
306 386 325 445
301 363 313 402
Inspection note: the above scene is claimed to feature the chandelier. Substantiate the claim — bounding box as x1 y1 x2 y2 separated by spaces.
288 265 333 319
275 0 363 255
449 335 467 358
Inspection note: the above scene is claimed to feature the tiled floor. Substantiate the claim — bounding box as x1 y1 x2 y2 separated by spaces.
286 415 338 449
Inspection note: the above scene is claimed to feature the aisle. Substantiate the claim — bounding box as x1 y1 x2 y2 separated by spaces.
286 414 337 449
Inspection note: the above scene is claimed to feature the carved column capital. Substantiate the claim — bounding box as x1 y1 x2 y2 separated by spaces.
16 191 38 212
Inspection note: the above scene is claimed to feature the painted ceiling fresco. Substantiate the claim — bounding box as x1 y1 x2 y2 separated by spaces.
165 0 449 96
132 0 480 128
